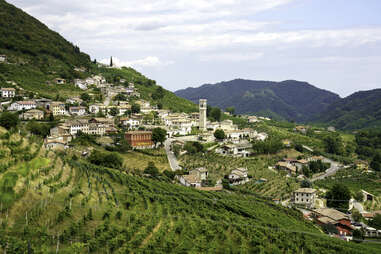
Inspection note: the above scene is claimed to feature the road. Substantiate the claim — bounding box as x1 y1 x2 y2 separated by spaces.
311 158 342 182
164 139 181 171
349 199 366 213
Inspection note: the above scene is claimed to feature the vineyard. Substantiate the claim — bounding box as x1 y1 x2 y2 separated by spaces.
0 130 379 253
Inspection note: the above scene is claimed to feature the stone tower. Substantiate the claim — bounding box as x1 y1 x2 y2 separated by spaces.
199 99 207 131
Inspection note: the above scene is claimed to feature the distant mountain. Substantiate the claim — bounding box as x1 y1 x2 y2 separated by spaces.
175 79 340 122
313 89 381 130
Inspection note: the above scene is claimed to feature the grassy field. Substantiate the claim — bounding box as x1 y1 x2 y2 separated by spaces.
122 149 170 172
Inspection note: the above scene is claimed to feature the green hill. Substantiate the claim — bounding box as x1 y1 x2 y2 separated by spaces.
0 130 378 253
313 89 381 130
175 79 340 122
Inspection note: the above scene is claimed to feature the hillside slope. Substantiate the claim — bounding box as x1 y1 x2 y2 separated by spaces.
0 130 378 253
175 79 340 121
313 89 381 130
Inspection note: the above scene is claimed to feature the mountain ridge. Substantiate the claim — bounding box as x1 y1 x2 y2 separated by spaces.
175 78 340 122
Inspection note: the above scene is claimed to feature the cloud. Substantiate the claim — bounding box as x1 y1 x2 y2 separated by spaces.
100 56 173 69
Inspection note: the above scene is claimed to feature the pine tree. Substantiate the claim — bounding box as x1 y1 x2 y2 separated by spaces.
110 56 113 67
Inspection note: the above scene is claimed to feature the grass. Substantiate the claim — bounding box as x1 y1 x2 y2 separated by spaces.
122 149 170 172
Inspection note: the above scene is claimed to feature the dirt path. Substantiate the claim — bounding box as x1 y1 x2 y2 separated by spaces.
139 220 162 248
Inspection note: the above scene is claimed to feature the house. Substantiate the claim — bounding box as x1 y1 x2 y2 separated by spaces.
276 161 297 175
74 79 88 90
327 126 336 132
217 142 251 157
54 78 66 85
74 67 86 72
313 208 353 236
361 190 374 202
228 168 249 185
89 104 106 114
0 55 6 62
293 188 317 208
125 131 154 149
8 101 37 111
179 174 202 188
50 102 66 116
120 117 140 128
179 168 208 188
355 160 369 170
135 100 152 113
64 119 89 135
1 88 16 98
88 123 106 136
35 98 52 109
66 97 83 105
69 106 87 116
294 125 307 134
20 109 44 120
247 116 260 123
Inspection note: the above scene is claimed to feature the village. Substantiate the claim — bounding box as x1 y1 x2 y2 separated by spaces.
0 63 380 243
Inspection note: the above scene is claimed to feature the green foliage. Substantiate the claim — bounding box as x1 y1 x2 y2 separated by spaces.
151 86 165 100
324 134 344 155
151 127 167 146
88 150 123 169
308 160 330 174
369 214 381 230
352 209 362 222
352 229 364 242
80 93 91 102
144 161 159 176
114 93 127 101
131 103 140 114
109 107 119 116
184 141 204 154
326 183 351 210
209 107 222 122
0 112 19 129
252 137 283 155
213 129 225 140
225 106 235 115
26 121 55 137
300 180 312 188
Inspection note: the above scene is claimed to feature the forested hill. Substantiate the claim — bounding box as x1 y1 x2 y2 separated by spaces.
312 89 381 130
175 79 340 122
0 0 91 72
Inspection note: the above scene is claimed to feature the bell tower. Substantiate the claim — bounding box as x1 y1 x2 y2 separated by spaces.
199 99 207 131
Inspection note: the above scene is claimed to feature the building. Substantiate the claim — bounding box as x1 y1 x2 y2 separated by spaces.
179 168 208 188
293 188 317 208
44 139 67 150
0 55 6 62
276 161 297 175
51 102 66 116
74 79 88 90
247 116 259 123
89 103 106 114
125 131 154 149
217 142 251 157
20 109 44 120
8 101 37 111
120 117 140 128
199 99 207 131
54 78 66 85
313 208 353 236
69 106 87 116
88 123 106 136
228 168 249 185
1 88 16 98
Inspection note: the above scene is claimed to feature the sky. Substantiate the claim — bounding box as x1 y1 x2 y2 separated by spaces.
7 0 381 97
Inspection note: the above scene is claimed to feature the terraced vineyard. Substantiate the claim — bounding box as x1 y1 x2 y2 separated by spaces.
0 131 379 253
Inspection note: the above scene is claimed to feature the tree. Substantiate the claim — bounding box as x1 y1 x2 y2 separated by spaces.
210 107 222 122
152 86 165 100
88 150 123 169
80 93 91 102
354 191 364 202
144 162 159 176
110 56 113 67
370 214 381 229
370 153 381 171
351 209 362 222
225 107 235 115
26 121 52 137
114 93 127 101
131 103 140 114
109 107 119 116
0 112 19 129
352 229 364 243
214 129 225 140
152 127 167 147
300 180 312 188
184 141 204 154
324 135 344 155
326 184 351 210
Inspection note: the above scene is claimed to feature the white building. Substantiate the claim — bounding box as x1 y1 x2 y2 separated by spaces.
1 88 16 98
69 106 87 116
228 168 249 185
120 117 140 128
293 188 317 208
199 99 207 131
9 101 37 111
74 79 88 90
0 55 6 62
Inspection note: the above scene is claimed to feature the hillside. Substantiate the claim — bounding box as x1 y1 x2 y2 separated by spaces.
0 129 378 253
312 89 381 130
175 79 340 121
0 0 196 112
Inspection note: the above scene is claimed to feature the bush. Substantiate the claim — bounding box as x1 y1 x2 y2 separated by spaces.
184 141 204 154
0 112 19 129
214 129 225 140
144 162 159 176
88 150 123 169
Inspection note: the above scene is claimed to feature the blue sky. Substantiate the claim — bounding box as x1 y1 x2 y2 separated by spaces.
7 0 381 97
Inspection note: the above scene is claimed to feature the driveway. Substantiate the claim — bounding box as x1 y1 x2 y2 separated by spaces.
164 139 181 171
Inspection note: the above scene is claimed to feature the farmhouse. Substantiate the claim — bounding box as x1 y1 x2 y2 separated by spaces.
120 117 140 129
179 168 208 188
1 87 16 98
313 208 353 236
50 101 66 116
69 106 87 116
293 188 317 208
228 168 249 185
20 109 44 120
0 55 6 62
54 78 66 85
276 161 297 175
